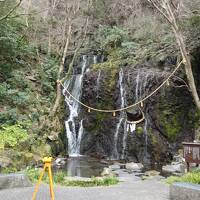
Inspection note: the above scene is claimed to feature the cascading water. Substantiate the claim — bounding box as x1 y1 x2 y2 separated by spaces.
135 69 148 149
134 69 154 162
143 118 148 160
96 70 101 99
121 120 128 159
112 68 127 159
63 55 87 157
93 55 98 64
135 71 140 101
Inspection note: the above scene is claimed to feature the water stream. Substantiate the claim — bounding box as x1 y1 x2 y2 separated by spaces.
96 70 101 99
112 68 127 160
135 69 150 161
134 69 156 162
63 55 101 157
63 55 87 157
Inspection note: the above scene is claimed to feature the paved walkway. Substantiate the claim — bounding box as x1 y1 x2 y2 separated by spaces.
0 178 169 200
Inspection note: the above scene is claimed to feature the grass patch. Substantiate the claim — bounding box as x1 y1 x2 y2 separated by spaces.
166 170 200 185
25 167 67 184
62 176 119 187
25 167 119 187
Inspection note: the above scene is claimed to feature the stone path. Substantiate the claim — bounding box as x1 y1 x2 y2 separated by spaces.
0 177 169 200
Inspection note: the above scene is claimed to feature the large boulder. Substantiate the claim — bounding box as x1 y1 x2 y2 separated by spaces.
144 170 160 177
125 162 144 171
109 164 121 170
101 167 116 177
0 156 12 168
0 173 32 189
54 157 67 166
162 163 186 175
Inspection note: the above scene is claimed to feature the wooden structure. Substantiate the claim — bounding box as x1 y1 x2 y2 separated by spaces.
183 142 200 171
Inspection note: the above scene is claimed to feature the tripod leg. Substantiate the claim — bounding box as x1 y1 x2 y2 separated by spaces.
32 165 46 200
48 165 55 200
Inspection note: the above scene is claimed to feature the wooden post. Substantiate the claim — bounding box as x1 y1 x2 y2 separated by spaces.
32 157 55 200
186 162 190 172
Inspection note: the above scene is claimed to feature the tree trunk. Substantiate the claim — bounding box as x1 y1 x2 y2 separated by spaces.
50 2 89 117
171 26 200 109
25 0 32 27
48 25 52 56
147 0 200 109
50 23 72 117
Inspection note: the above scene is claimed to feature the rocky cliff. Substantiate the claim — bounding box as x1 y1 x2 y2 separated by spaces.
74 53 200 167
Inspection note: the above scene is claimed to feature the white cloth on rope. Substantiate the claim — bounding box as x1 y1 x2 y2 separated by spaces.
130 123 136 132
126 124 130 132
127 123 136 133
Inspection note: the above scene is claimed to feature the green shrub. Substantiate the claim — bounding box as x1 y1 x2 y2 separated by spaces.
166 170 200 185
25 167 40 183
96 26 128 50
0 124 28 149
53 171 66 184
1 167 18 174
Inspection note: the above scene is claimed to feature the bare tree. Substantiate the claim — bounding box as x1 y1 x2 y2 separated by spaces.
147 0 200 109
50 4 78 117
25 0 32 26
47 0 59 55
50 1 90 117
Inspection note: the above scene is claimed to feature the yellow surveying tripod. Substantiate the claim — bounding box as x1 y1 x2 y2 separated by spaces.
32 157 55 200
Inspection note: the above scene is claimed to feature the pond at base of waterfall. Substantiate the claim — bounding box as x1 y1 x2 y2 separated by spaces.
55 156 109 178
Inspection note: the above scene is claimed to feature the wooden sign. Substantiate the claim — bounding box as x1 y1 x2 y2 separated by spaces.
183 142 200 171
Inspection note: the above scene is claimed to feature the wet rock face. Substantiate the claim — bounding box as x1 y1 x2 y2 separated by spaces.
78 57 196 165
81 70 118 158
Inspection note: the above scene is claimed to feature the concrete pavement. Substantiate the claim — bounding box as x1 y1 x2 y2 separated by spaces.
0 178 169 200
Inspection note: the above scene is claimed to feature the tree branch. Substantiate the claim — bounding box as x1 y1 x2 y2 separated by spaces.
147 0 173 26
8 8 50 19
0 0 23 22
61 16 89 82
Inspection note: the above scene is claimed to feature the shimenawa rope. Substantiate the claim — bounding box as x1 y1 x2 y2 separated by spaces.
58 60 184 114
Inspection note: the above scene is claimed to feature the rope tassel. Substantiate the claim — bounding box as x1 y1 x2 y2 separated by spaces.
167 80 170 86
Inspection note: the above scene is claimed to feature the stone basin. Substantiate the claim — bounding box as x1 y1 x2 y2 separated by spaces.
170 182 200 200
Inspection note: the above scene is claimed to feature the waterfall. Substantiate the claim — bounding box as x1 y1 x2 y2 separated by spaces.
134 69 151 161
63 55 88 157
121 120 128 160
96 70 101 99
135 71 140 101
93 55 98 64
135 70 150 100
143 118 148 159
112 68 127 160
